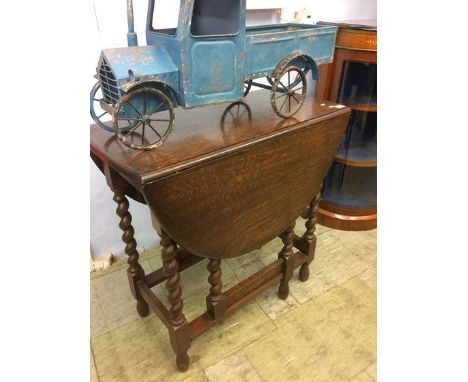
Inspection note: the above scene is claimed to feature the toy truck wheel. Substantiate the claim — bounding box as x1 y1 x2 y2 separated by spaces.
90 82 137 133
112 87 175 151
270 66 307 118
268 68 310 88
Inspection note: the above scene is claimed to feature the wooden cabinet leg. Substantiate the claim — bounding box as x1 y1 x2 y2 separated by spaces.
113 191 149 317
206 258 225 319
160 229 191 372
299 187 321 282
278 223 295 300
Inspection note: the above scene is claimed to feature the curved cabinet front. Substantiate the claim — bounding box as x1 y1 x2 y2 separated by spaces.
315 20 377 230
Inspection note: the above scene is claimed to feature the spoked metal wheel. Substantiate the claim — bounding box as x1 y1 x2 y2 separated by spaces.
243 80 252 97
267 67 310 88
90 82 136 133
270 66 307 118
113 87 175 151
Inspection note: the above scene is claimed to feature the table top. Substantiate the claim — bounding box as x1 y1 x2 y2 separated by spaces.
90 90 350 186
317 20 377 31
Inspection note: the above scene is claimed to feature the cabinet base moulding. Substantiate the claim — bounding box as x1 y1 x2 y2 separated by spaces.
317 203 376 231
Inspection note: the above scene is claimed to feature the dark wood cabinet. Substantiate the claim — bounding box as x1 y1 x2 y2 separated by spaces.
315 20 377 231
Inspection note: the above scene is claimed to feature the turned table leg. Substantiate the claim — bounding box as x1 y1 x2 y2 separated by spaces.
299 187 321 282
160 229 191 372
113 191 149 317
206 258 224 319
278 223 295 300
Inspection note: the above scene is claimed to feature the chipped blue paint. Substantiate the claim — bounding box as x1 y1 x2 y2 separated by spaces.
93 0 338 118
101 46 179 88
126 0 138 46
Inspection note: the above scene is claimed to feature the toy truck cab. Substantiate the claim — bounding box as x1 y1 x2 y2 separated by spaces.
148 0 247 108
90 0 338 150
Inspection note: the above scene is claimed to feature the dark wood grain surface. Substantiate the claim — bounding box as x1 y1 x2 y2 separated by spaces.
91 90 350 186
91 90 350 258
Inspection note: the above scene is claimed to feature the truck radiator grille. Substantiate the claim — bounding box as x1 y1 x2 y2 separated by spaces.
98 57 120 105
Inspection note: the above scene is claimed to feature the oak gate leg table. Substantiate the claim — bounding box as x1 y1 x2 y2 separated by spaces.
90 90 350 372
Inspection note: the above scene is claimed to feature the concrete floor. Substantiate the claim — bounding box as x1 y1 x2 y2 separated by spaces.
91 218 376 382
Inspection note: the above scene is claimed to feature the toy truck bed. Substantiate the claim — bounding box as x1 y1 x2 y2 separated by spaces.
245 23 337 79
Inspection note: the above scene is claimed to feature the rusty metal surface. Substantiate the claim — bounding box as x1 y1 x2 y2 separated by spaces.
113 87 175 151
270 66 307 118
90 0 338 150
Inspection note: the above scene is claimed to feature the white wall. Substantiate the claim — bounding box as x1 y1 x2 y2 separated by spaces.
291 0 376 23
90 0 376 259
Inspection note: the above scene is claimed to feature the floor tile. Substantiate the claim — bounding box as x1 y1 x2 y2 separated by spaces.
244 277 376 382
287 232 346 304
348 371 374 382
366 229 377 239
204 352 263 382
190 300 277 369
91 221 376 382
92 299 275 381
147 249 163 271
254 285 300 320
257 237 284 267
358 268 376 292
91 246 161 280
289 230 376 305
92 315 202 382
316 223 333 236
222 226 372 320
224 244 300 320
295 217 331 237
365 362 377 380
329 230 377 264
226 249 270 275
91 260 156 339
182 371 209 382
91 348 100 382
229 259 265 281
294 217 308 237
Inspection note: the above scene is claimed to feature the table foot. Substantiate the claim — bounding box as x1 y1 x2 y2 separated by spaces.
278 282 289 299
136 299 150 317
298 265 310 282
176 352 190 372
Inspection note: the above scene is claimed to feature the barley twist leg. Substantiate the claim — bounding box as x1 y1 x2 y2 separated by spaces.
278 223 295 300
113 191 149 317
160 229 190 371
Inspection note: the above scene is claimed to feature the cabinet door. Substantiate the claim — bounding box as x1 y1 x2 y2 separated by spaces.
336 61 377 108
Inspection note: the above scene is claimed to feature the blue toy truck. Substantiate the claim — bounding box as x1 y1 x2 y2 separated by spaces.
90 0 338 150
